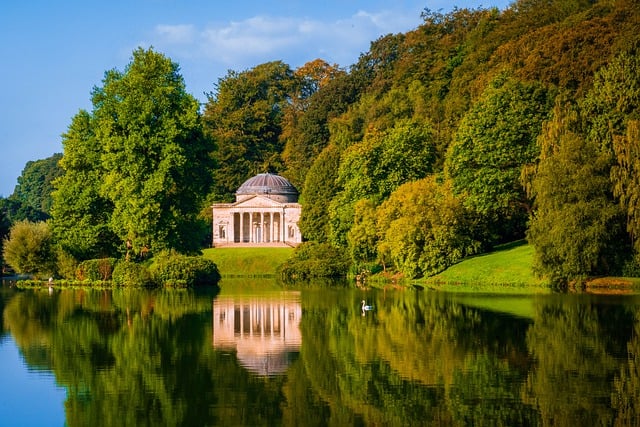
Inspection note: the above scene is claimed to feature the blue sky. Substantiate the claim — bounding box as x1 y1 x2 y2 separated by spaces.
0 0 511 197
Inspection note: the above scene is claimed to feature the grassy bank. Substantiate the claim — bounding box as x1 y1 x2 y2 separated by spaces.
202 247 293 277
417 241 551 293
417 241 640 293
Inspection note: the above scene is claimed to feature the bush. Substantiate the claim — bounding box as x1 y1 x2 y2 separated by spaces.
622 258 640 278
76 258 117 281
56 249 79 280
2 220 56 278
112 260 153 287
150 251 221 287
278 242 350 282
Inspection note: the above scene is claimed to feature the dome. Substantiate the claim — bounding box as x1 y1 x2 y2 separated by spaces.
236 173 299 203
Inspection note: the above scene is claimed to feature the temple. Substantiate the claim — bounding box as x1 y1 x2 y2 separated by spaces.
211 173 302 247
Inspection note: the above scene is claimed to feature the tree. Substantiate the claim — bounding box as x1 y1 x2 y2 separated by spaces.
92 47 213 256
445 74 552 244
329 119 436 247
582 50 640 259
526 104 628 285
281 62 350 188
292 59 345 108
2 220 56 277
204 61 297 200
0 197 49 224
347 199 378 265
11 153 63 216
612 121 640 257
0 205 8 271
298 144 341 243
376 176 481 278
50 110 119 260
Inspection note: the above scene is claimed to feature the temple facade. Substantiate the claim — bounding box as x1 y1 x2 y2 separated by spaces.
211 173 302 247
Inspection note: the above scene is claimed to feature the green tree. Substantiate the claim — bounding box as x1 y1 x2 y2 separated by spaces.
582 50 640 258
50 110 119 260
445 75 552 244
347 199 378 265
376 176 481 278
281 63 352 188
0 205 8 271
526 103 628 285
298 144 341 243
0 155 62 226
204 61 297 200
92 47 213 256
278 241 350 281
0 197 49 224
2 220 56 277
612 121 640 257
11 153 63 216
329 119 436 247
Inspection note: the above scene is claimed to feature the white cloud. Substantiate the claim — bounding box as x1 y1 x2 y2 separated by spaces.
150 9 420 70
155 24 196 44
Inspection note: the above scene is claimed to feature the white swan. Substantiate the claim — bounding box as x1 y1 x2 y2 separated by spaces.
361 300 374 311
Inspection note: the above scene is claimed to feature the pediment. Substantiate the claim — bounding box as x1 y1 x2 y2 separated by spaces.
233 195 286 208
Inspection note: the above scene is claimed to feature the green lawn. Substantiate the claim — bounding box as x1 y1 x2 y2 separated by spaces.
202 247 294 277
418 241 551 293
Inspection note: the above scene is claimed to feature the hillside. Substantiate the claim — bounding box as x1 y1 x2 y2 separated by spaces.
419 242 549 292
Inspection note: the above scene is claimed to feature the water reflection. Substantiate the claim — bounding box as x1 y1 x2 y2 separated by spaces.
213 293 301 376
2 282 640 425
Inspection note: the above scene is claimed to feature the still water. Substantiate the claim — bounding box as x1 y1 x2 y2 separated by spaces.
1 279 640 426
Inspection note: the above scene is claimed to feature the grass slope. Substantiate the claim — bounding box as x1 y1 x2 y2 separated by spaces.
202 247 293 277
419 241 550 293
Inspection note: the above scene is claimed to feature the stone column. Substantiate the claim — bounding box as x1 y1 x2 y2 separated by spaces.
258 211 263 243
281 208 286 243
270 212 274 243
250 212 254 242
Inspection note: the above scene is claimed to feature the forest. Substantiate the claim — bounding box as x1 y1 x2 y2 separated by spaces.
1 0 640 286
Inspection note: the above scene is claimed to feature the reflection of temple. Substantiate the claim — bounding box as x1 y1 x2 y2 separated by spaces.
211 173 302 247
212 293 302 376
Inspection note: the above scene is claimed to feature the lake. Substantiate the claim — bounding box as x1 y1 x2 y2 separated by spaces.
1 278 640 426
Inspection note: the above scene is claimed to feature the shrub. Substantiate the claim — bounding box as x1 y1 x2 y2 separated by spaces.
56 249 79 280
76 258 117 281
112 260 153 287
278 242 350 282
151 252 221 287
2 220 56 278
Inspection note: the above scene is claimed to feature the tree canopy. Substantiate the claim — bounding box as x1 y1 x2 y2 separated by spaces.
52 48 213 260
203 61 297 200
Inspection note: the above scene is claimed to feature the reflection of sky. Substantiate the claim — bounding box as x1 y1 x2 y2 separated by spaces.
0 336 66 427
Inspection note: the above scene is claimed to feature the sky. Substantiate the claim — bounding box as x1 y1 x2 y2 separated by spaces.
0 0 512 197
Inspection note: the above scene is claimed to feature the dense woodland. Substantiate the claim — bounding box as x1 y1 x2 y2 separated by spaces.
2 0 640 285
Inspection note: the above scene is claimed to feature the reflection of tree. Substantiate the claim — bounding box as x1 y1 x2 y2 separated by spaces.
3 288 293 427
447 353 538 426
0 285 16 337
299 289 536 425
612 308 640 425
6 287 639 425
523 297 633 426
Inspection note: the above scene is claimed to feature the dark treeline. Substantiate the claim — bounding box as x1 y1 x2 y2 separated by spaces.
2 0 640 285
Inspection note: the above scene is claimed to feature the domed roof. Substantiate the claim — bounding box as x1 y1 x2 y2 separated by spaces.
236 173 298 197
